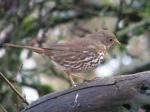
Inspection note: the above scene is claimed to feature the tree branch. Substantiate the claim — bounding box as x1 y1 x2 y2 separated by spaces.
22 71 150 112
0 104 8 112
117 17 150 37
0 72 28 105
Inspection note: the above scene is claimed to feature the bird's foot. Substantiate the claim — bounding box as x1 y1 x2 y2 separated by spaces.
69 75 77 87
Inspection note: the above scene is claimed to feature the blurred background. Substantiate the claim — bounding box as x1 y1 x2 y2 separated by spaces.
0 0 150 111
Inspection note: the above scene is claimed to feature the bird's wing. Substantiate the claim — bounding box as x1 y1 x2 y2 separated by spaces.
44 37 101 52
42 40 106 67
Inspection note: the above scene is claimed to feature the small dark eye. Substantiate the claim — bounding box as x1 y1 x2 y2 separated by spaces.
109 38 113 42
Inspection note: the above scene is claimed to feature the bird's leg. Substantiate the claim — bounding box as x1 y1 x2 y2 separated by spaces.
65 71 76 86
70 74 89 82
64 71 91 85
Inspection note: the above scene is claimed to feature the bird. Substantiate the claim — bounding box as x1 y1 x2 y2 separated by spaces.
4 28 120 86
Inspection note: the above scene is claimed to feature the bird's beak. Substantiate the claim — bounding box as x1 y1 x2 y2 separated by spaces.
114 39 121 45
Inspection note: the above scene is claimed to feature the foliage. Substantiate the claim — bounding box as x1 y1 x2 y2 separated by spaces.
0 0 150 111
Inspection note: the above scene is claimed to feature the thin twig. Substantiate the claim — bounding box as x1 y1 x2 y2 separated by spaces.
18 63 23 74
0 104 8 112
0 72 29 105
117 17 150 36
115 0 124 31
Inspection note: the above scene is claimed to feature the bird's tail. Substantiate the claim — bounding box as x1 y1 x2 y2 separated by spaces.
4 43 44 54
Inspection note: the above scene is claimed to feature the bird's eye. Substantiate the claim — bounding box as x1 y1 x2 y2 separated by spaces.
109 38 113 42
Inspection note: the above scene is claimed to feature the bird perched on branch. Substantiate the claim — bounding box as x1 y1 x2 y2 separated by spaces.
3 28 120 86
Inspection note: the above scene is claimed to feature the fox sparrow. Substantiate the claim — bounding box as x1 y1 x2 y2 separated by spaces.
4 28 120 86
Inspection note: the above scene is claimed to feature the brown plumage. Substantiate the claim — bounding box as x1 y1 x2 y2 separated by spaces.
4 28 120 86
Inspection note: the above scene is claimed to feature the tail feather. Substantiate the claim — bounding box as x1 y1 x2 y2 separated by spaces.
4 43 44 54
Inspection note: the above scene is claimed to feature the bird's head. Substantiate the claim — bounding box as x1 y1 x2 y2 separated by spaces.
92 28 120 50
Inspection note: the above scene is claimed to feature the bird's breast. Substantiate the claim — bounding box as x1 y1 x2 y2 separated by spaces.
59 51 105 73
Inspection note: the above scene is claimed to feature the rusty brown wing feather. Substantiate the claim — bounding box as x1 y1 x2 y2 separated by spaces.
43 38 101 59
42 38 106 72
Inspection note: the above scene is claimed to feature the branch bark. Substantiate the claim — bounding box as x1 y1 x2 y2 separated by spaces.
22 71 150 112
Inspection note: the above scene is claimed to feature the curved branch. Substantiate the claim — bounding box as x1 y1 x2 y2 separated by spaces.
22 71 150 112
